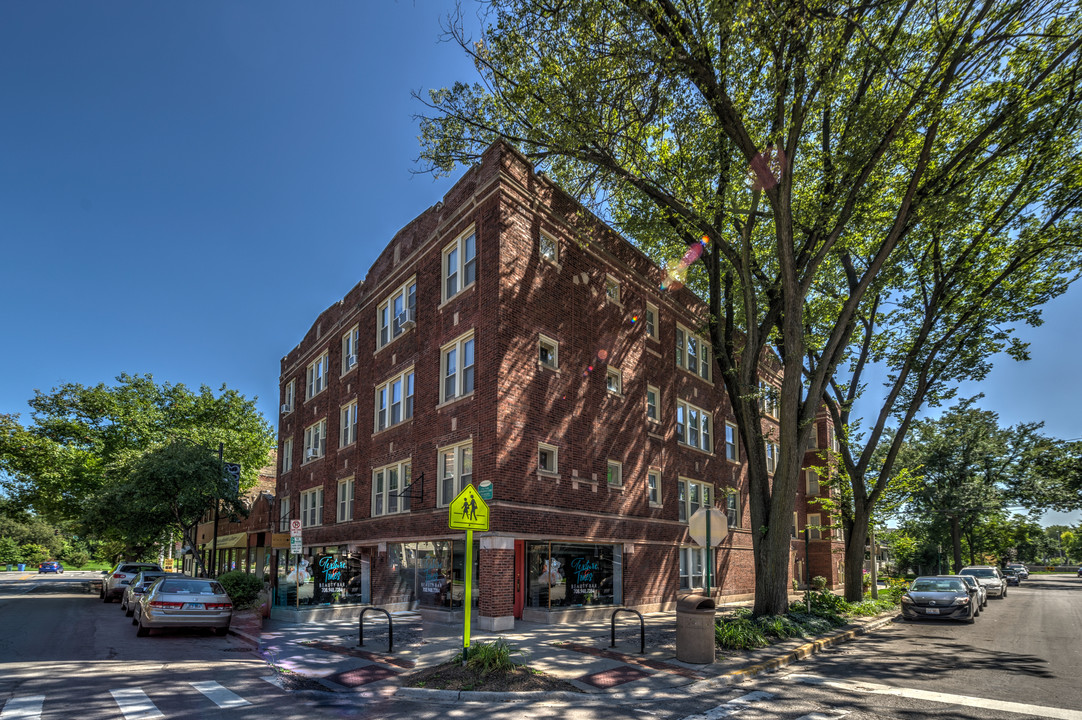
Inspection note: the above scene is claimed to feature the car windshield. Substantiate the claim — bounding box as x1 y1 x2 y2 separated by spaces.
912 579 965 592
159 580 225 595
960 568 996 578
121 564 160 573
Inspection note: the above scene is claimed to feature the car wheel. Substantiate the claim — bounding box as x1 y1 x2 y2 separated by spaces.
125 605 135 617
1002 587 1007 597
136 620 149 637
103 591 111 603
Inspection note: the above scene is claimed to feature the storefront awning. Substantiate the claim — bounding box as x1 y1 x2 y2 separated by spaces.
214 532 249 549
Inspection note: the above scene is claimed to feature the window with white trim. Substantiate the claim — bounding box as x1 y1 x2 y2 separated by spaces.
607 460 622 487
678 478 711 523
765 441 779 474
676 400 712 452
759 380 779 418
440 332 475 403
337 477 355 522
282 380 295 414
675 325 711 380
443 230 476 301
438 441 472 507
726 489 740 528
539 232 558 263
646 385 659 422
375 368 415 432
792 511 798 538
724 423 739 461
303 419 327 463
538 334 558 369
606 367 622 395
648 469 661 505
377 278 417 349
281 437 293 474
808 513 822 540
829 426 841 452
806 468 820 496
342 325 360 373
679 546 707 590
301 486 323 528
306 353 330 400
538 443 558 475
340 401 358 447
605 275 620 304
278 496 291 532
645 303 658 340
372 460 411 517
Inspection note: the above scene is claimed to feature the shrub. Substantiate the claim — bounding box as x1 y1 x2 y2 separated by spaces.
811 589 849 614
755 614 805 639
454 639 525 674
216 571 263 610
20 543 50 565
811 576 828 591
715 616 770 650
64 550 91 568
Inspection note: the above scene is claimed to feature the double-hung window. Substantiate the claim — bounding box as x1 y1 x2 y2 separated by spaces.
759 380 779 418
675 325 711 380
648 469 661 505
726 489 740 528
806 468 820 496
646 385 659 422
337 477 355 522
306 353 330 400
372 460 411 516
440 332 475 403
679 546 707 590
808 513 822 540
301 487 323 528
281 380 295 414
377 278 417 349
676 400 712 452
281 437 293 473
438 441 473 507
278 496 291 532
342 326 360 373
645 303 658 340
340 401 358 447
443 230 476 301
304 419 327 462
538 443 558 475
678 478 711 523
724 423 739 461
375 368 415 432
765 441 779 474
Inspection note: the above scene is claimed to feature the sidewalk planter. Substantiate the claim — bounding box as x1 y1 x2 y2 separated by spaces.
676 594 716 664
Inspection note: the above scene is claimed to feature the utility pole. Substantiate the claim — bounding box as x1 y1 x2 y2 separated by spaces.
210 442 223 578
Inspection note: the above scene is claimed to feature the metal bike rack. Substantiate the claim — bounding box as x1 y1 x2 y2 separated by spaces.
358 607 393 653
610 608 645 654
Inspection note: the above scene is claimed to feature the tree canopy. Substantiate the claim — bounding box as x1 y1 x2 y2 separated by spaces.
418 0 1082 613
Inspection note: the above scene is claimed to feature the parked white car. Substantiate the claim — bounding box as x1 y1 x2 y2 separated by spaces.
101 562 163 602
959 566 1008 598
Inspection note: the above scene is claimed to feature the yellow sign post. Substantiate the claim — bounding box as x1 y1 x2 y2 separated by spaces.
448 483 490 661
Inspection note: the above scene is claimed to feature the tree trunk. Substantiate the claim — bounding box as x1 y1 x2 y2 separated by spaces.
843 512 870 602
751 517 793 616
951 516 963 573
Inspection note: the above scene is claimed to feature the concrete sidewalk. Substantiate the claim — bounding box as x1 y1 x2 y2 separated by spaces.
236 600 899 701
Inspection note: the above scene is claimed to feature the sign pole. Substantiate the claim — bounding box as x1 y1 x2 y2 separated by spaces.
463 529 473 663
705 510 712 597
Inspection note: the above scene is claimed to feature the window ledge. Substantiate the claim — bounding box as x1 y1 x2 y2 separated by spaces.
677 442 714 457
304 389 327 404
537 470 560 479
607 484 625 493
437 392 475 410
537 361 560 373
649 502 663 509
438 281 476 311
340 364 359 379
371 418 414 438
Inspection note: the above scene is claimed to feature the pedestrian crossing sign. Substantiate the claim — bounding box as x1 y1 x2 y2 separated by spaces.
448 483 489 531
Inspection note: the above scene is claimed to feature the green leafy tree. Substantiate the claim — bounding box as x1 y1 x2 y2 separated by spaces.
417 1 1082 613
0 536 19 565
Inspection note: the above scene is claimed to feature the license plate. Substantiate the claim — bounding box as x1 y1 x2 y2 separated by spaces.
183 603 205 610
925 608 939 615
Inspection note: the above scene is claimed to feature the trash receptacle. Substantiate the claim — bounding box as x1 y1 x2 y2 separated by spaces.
17 564 26 572
676 594 716 664
4 564 11 572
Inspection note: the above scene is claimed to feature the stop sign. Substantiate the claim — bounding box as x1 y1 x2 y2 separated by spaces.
688 508 728 547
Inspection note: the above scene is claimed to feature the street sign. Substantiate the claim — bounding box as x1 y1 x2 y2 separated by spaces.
290 537 303 554
688 507 728 547
448 484 490 531
478 480 493 501
223 462 241 493
290 519 302 536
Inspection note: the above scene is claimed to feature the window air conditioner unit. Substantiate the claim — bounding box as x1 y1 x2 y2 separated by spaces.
306 448 318 460
347 354 357 367
397 308 416 331
281 403 292 414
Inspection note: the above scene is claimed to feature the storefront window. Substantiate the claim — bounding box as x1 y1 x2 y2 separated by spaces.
526 542 621 608
387 540 478 610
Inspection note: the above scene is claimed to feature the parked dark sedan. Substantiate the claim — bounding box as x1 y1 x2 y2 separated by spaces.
1003 568 1021 586
38 561 63 574
901 576 978 623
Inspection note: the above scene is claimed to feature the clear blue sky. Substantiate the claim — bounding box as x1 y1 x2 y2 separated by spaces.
1 2 1078 526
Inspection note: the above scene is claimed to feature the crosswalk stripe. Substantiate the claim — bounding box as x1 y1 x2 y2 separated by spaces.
789 674 1082 720
189 681 250 708
678 691 775 720
795 712 850 720
110 688 164 720
1 696 45 720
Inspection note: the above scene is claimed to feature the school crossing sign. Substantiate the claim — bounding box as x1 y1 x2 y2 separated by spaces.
448 483 489 531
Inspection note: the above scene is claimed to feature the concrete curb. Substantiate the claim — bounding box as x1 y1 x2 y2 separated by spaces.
228 627 261 648
395 687 588 703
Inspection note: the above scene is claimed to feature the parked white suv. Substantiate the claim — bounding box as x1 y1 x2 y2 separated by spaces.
959 566 1008 598
101 562 163 602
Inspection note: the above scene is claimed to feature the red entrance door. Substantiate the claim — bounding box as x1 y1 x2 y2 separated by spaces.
513 540 525 619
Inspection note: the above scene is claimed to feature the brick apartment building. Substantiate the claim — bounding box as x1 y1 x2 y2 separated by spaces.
273 140 845 627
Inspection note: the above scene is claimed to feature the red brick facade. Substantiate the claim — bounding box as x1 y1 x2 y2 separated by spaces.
274 141 845 625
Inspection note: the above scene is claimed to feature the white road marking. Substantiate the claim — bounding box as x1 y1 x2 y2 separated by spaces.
0 695 45 720
795 712 850 720
678 691 775 720
789 674 1082 720
261 675 286 690
189 681 250 708
109 688 164 720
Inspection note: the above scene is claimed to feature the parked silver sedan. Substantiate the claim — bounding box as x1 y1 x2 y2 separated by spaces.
901 576 978 623
960 565 1008 598
121 571 187 616
132 577 233 637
